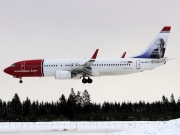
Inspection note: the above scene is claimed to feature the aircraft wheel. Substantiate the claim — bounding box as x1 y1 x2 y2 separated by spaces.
82 78 87 84
88 78 93 83
19 80 23 83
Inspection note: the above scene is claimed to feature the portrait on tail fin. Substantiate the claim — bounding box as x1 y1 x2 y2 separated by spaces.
150 38 165 59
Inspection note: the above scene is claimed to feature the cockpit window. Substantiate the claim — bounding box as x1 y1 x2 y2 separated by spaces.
11 64 15 68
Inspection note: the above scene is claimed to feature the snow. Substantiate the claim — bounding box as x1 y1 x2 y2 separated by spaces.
0 119 180 135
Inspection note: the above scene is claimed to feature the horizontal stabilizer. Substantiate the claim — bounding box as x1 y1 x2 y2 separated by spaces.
151 57 167 63
166 58 176 61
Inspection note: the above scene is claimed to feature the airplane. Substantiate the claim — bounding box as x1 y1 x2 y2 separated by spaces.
4 26 171 84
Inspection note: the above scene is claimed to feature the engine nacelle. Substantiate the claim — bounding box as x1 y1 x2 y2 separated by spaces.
55 71 72 79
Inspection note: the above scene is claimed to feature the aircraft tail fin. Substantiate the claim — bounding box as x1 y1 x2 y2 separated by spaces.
133 26 171 59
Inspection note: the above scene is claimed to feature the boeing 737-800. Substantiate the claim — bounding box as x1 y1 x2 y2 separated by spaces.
4 26 171 84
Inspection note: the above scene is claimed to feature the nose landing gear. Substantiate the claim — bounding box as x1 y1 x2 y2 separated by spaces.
19 78 23 83
82 77 93 84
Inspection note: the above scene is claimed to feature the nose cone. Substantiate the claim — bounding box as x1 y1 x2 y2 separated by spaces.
4 67 10 74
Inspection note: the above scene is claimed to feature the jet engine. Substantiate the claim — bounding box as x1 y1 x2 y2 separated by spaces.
55 71 72 79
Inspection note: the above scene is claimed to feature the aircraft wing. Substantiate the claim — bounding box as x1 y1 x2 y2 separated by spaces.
71 49 99 76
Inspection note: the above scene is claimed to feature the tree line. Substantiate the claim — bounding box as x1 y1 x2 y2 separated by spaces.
0 88 180 121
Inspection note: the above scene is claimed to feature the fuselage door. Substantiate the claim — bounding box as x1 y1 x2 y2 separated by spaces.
136 60 141 69
21 62 26 70
71 63 75 69
75 63 79 68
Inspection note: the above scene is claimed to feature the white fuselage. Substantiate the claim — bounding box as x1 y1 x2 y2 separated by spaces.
43 58 164 78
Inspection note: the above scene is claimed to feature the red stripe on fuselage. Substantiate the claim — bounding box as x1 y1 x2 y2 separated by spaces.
7 59 43 78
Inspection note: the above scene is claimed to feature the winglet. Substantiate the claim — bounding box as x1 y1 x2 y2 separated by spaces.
121 52 126 58
91 49 99 59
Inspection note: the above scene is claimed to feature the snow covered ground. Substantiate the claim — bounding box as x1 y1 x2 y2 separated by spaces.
0 119 180 135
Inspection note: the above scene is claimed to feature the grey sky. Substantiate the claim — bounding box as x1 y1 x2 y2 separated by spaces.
1 0 180 103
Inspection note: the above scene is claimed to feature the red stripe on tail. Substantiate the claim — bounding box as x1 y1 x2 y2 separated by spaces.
161 26 171 32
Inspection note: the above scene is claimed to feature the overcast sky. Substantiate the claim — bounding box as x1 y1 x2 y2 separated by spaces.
1 0 180 103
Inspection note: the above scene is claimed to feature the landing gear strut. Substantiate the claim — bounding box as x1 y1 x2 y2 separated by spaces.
19 78 23 83
82 77 93 84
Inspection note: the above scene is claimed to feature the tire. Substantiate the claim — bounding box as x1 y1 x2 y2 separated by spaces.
19 80 23 83
88 78 93 83
82 78 87 84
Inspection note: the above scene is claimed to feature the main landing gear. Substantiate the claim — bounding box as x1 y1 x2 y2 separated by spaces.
82 77 93 84
19 78 23 83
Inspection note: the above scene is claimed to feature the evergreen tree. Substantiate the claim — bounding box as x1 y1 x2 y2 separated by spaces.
170 94 175 103
102 102 111 113
50 101 56 115
68 89 76 109
59 94 66 105
75 91 82 106
23 97 31 117
69 88 76 102
30 101 38 121
11 93 22 119
162 95 168 104
114 102 121 113
161 95 169 112
2 101 7 120
66 89 77 120
75 91 82 115
170 94 176 112
66 98 75 120
59 94 67 116
39 101 46 116
82 90 91 106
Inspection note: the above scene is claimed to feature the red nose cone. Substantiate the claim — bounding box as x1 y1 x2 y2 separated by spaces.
4 67 9 74
4 67 11 75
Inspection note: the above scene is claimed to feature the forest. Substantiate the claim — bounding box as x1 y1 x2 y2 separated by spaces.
0 88 180 121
